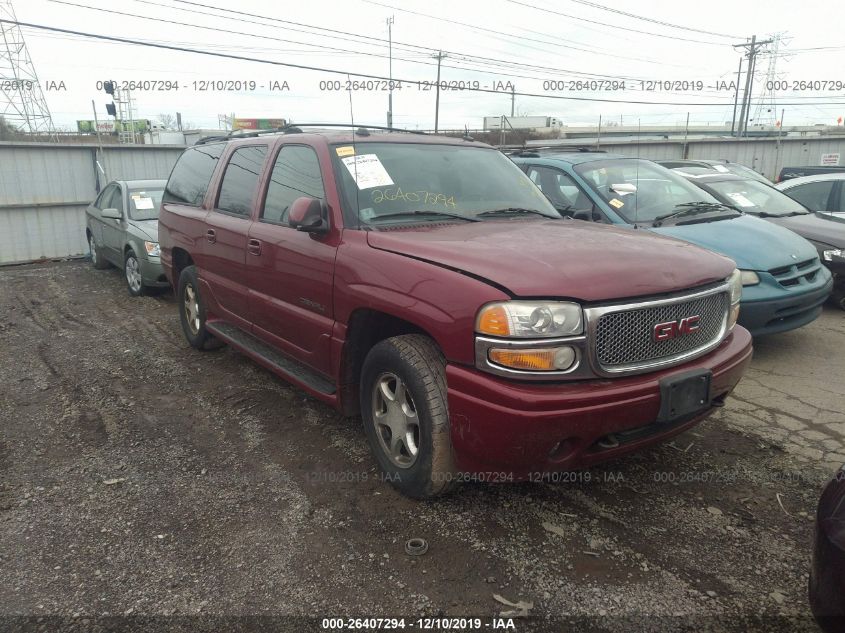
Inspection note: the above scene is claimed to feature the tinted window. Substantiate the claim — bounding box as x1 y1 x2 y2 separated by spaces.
785 181 835 212
262 146 325 223
128 188 165 221
527 166 593 212
95 184 114 208
163 143 225 206
217 146 267 216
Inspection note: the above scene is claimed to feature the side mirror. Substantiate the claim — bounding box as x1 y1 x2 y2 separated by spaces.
288 197 328 233
102 208 122 219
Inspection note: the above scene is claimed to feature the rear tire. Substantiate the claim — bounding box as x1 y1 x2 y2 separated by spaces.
89 234 109 270
360 334 456 499
178 265 222 350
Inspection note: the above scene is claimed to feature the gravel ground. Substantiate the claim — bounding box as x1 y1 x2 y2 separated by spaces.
1 260 843 633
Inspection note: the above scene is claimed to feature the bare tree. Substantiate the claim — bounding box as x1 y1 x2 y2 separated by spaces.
156 113 178 130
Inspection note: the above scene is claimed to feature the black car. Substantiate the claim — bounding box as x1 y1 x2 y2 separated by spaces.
778 165 845 183
676 171 845 310
810 467 845 632
657 158 771 183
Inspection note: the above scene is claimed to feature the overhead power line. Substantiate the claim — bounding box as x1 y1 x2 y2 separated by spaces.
567 0 741 39
506 0 734 46
5 18 845 108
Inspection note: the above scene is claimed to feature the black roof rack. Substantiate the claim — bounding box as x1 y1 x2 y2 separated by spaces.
194 123 427 145
498 144 607 157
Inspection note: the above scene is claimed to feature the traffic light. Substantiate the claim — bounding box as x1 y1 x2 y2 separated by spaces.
103 81 115 95
105 103 116 116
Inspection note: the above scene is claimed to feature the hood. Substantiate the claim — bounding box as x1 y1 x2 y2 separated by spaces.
764 213 845 249
366 219 735 302
128 219 158 242
650 214 817 271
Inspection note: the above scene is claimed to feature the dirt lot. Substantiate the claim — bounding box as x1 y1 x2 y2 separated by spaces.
1 260 844 632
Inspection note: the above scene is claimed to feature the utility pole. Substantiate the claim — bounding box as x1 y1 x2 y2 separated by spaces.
386 15 394 128
510 84 515 117
596 114 601 151
734 35 773 138
730 56 743 137
683 112 690 158
432 50 446 133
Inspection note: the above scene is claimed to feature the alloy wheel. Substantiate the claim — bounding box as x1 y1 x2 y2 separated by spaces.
371 372 420 468
183 283 200 335
125 255 142 293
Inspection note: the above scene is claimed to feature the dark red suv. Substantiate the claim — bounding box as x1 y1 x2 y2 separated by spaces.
158 126 753 498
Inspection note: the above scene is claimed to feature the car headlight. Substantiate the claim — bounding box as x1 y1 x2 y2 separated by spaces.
740 270 760 286
728 269 742 329
476 301 583 338
144 241 161 257
823 249 843 262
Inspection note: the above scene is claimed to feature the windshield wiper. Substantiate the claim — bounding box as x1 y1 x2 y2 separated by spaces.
368 210 480 223
651 202 734 227
477 208 553 219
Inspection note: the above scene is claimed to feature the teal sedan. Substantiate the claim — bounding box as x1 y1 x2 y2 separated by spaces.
511 152 832 336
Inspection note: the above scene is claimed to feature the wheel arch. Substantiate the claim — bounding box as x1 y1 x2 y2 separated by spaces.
338 308 437 417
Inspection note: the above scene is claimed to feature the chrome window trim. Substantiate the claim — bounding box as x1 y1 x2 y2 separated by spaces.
474 335 592 380
584 281 730 377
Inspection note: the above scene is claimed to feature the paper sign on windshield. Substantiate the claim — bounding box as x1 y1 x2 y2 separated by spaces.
726 192 755 208
133 197 155 210
341 154 394 189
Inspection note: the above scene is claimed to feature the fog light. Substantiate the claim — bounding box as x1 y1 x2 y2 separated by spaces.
488 346 577 372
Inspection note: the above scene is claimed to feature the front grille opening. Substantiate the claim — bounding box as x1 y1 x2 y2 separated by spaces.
780 277 800 287
769 265 791 277
797 259 815 270
594 292 728 369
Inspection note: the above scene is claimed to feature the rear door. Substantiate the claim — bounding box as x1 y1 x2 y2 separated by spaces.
204 143 269 330
246 143 338 376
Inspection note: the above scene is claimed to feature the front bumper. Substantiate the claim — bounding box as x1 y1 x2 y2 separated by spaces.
138 256 170 288
810 472 845 631
738 272 833 336
446 326 752 478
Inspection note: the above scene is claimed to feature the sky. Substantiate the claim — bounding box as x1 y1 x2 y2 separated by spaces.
10 0 845 132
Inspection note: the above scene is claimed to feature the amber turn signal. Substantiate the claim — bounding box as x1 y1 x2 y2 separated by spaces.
477 304 511 336
488 346 576 372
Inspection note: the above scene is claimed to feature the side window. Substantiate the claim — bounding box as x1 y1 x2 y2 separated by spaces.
95 184 116 209
105 185 123 212
527 166 592 211
163 143 226 206
786 181 835 212
261 145 325 224
216 146 268 216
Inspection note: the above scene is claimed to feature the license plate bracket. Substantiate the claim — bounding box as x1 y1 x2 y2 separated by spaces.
657 369 712 423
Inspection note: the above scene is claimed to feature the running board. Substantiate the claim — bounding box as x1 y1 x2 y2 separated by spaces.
206 321 336 396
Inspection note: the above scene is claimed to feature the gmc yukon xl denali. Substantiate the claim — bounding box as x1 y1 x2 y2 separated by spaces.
158 126 753 498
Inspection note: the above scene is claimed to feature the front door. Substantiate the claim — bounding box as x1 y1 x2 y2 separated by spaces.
100 183 126 263
203 144 268 330
246 144 337 377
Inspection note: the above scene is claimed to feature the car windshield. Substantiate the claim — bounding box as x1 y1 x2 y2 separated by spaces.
128 188 164 221
574 158 727 224
723 163 770 183
332 142 559 227
706 179 807 216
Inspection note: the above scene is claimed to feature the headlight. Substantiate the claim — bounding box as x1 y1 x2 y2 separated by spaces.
740 270 760 286
823 249 843 262
727 269 742 330
476 301 583 338
144 241 161 257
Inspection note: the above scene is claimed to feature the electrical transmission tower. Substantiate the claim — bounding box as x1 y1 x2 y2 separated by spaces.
0 0 55 138
752 33 789 129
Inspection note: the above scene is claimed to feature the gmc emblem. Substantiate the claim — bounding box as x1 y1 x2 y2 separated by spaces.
653 315 701 341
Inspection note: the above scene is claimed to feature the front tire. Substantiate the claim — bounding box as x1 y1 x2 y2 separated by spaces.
124 250 145 297
360 334 456 499
178 265 222 350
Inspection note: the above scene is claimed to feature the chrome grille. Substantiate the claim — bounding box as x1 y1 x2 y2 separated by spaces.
594 291 728 369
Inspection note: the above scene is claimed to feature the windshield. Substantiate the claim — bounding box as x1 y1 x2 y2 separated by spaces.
128 188 164 221
723 163 770 183
574 158 725 223
706 179 807 216
332 142 559 227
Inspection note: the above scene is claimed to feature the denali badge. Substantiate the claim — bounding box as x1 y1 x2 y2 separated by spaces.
653 315 701 341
